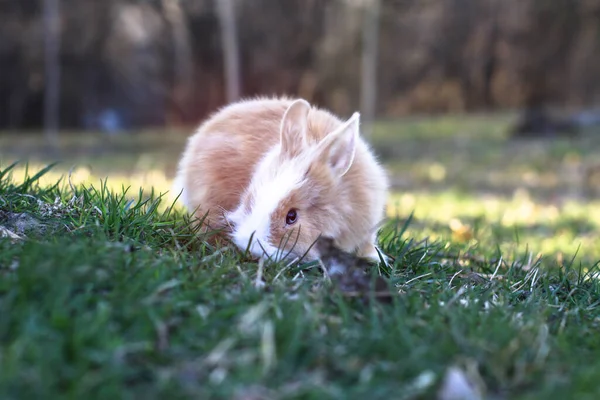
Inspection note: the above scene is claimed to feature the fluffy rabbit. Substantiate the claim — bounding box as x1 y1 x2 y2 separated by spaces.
174 96 389 262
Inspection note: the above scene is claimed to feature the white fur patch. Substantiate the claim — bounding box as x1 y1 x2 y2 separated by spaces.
228 145 308 260
170 172 188 206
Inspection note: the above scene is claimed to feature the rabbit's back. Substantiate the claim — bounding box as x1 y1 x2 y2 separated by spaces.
176 98 293 232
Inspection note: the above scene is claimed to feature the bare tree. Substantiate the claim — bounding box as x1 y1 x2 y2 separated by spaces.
43 0 61 149
162 0 194 121
360 0 380 139
482 0 500 108
216 0 241 103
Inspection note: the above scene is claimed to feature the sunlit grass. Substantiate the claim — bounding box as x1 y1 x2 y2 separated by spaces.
1 162 177 209
2 160 600 399
2 112 600 398
388 189 600 264
371 113 600 200
4 159 600 268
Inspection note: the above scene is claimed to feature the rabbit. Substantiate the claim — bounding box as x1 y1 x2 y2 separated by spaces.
173 96 389 263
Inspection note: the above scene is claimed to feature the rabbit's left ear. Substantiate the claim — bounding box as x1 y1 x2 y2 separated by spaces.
279 99 311 159
315 112 359 177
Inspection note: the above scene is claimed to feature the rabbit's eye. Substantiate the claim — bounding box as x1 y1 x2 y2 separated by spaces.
286 209 298 225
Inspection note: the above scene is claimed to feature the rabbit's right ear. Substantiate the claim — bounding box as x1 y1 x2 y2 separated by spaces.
314 112 359 178
279 99 311 159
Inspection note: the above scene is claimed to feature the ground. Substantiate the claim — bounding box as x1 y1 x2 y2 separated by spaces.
1 113 599 399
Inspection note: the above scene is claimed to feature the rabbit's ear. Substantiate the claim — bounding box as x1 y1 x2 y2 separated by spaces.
314 112 359 178
279 99 311 159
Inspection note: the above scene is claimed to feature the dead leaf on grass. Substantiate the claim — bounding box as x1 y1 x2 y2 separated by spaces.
0 225 23 242
438 366 482 400
315 236 395 303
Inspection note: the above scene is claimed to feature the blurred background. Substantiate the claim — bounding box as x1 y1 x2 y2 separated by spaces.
4 0 600 131
2 0 600 257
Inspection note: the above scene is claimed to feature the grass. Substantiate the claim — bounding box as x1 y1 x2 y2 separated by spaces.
2 164 600 400
2 114 600 399
4 112 600 201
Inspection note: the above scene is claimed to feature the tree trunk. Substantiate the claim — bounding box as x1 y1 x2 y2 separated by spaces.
162 0 194 123
216 0 241 103
43 0 61 150
482 0 500 108
360 0 380 139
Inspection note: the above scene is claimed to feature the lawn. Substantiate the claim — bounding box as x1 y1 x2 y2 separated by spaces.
1 114 600 399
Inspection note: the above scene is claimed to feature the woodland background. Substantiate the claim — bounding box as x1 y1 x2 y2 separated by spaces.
3 4 600 397
2 0 600 136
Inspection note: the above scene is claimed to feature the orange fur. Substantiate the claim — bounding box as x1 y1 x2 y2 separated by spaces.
174 96 389 261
